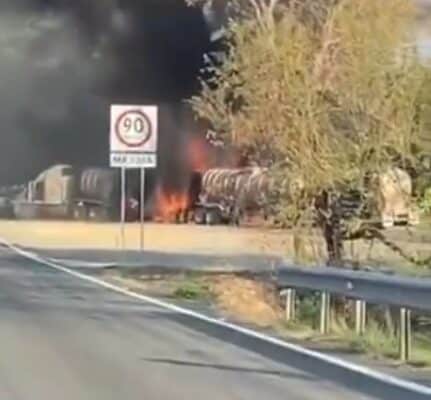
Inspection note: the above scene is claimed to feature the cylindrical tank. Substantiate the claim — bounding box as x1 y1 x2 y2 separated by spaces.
200 167 270 212
74 168 120 220
74 167 141 221
77 168 119 204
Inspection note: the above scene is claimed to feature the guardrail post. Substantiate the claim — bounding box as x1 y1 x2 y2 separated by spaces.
355 300 366 335
285 288 296 322
320 291 331 335
400 307 412 362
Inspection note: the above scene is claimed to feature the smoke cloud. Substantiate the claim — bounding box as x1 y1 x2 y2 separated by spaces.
0 0 212 187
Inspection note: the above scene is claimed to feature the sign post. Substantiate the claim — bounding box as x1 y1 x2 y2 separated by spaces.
121 167 126 249
110 105 158 251
140 167 145 250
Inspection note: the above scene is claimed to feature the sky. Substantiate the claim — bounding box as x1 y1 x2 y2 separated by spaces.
415 0 431 60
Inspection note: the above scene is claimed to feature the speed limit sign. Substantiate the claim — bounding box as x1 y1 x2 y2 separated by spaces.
110 105 158 168
110 105 158 251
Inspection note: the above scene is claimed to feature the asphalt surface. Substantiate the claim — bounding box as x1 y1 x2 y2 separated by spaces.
31 248 283 271
0 250 428 400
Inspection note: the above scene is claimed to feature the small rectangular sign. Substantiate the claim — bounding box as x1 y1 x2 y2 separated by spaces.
110 152 157 168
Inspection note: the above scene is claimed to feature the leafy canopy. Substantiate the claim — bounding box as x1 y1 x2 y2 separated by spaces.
190 0 427 221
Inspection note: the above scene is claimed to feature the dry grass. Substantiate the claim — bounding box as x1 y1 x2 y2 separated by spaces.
103 269 211 299
102 268 431 367
0 220 284 255
0 220 431 274
210 275 282 327
103 269 282 327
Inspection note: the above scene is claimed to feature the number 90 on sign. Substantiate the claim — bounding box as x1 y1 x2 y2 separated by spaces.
115 110 152 148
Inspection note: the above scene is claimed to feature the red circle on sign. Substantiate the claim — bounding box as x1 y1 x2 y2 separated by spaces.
115 109 153 148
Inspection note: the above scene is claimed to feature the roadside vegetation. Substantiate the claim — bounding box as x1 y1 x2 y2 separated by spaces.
103 267 431 367
183 0 431 366
190 0 431 268
173 275 212 300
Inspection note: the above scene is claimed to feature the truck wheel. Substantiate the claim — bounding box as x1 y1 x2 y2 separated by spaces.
193 208 206 225
205 209 221 225
88 207 108 222
73 205 87 220
88 208 97 220
231 207 242 226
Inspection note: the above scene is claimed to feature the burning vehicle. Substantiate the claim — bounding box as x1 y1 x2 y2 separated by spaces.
154 164 420 228
188 167 271 225
0 132 420 229
10 164 140 222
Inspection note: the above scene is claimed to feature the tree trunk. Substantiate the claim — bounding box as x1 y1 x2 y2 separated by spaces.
316 191 344 267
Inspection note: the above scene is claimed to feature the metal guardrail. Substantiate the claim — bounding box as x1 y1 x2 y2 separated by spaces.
276 265 431 312
276 265 431 361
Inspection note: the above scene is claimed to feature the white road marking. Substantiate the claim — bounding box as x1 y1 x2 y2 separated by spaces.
49 258 117 268
1 238 431 397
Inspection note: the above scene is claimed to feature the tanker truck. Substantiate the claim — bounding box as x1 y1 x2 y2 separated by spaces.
186 166 419 228
187 166 270 225
13 164 139 222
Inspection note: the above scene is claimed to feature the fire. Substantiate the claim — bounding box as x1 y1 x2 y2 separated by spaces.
153 135 213 223
187 134 245 170
153 185 189 222
187 136 213 172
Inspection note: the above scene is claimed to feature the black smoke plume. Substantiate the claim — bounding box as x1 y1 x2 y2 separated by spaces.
0 0 213 196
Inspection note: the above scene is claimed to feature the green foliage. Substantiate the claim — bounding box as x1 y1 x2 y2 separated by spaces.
419 187 431 215
173 280 210 300
416 71 431 152
293 291 321 328
348 320 398 358
190 0 427 229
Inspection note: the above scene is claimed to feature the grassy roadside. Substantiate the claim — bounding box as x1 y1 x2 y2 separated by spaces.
101 268 431 369
277 309 431 368
1 219 431 366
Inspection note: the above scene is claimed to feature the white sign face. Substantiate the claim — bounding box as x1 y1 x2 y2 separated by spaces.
110 152 157 169
110 105 158 154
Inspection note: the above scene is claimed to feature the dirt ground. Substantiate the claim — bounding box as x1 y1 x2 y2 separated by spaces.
0 220 430 273
0 220 289 256
104 269 283 328
210 275 282 327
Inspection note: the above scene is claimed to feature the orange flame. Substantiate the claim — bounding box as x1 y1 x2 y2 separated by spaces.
153 135 214 222
187 136 213 172
153 185 189 222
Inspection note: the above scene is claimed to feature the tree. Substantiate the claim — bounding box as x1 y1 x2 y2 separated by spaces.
189 0 428 265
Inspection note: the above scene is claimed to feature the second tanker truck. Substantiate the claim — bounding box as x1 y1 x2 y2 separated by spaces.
185 166 419 228
12 164 140 222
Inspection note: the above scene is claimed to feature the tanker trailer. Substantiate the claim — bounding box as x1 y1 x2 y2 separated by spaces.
72 167 140 222
13 165 139 222
189 165 419 228
315 166 419 233
366 166 419 228
190 167 270 225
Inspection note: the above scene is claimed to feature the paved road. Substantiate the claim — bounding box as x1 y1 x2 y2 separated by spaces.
0 251 426 400
33 248 283 271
